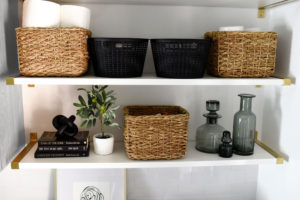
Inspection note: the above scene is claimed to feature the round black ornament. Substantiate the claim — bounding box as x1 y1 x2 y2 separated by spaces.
52 115 78 138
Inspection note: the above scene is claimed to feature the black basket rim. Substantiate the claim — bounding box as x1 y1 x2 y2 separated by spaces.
151 38 210 42
89 38 149 42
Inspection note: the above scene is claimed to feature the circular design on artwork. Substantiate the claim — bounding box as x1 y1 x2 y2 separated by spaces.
80 186 104 200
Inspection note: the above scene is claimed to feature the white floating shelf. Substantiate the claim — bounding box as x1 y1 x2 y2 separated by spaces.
57 0 286 9
16 141 276 169
7 74 291 86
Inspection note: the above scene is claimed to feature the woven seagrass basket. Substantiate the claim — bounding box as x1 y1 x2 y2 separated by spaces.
16 27 91 77
205 31 278 78
123 106 189 160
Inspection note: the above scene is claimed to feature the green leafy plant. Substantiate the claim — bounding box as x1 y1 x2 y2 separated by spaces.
73 85 120 138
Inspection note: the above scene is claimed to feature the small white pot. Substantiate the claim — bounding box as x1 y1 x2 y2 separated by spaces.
93 133 114 155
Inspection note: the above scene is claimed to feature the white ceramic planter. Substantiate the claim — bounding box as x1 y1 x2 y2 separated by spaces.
93 133 114 155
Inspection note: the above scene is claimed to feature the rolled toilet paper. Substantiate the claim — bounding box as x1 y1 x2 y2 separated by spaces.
245 27 264 32
60 5 91 29
219 26 244 31
22 0 61 27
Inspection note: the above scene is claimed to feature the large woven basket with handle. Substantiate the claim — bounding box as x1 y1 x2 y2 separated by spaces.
123 105 189 160
16 27 91 77
205 31 277 78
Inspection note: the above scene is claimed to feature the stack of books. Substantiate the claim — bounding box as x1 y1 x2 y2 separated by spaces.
34 131 90 158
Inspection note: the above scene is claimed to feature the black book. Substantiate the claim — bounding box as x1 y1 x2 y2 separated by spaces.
37 144 88 152
38 131 89 146
34 146 90 158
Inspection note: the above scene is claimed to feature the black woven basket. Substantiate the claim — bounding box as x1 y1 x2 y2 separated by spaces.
88 38 148 77
151 39 211 78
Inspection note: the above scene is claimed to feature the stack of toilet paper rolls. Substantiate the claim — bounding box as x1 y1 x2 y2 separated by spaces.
22 0 91 29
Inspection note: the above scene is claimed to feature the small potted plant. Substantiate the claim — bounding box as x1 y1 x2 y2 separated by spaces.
73 85 120 155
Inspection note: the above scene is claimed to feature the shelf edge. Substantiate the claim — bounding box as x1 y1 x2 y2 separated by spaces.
272 74 293 86
10 75 290 86
6 77 15 85
11 132 37 169
13 133 281 169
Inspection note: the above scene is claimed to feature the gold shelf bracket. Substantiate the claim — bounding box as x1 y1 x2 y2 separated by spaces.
11 132 37 169
272 74 293 86
6 77 15 85
259 0 298 18
258 8 265 18
283 78 292 86
255 131 285 164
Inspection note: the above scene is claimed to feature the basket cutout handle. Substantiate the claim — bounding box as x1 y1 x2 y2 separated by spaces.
165 42 198 49
115 42 133 49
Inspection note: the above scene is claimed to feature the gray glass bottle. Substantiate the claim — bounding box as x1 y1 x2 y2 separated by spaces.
196 100 225 153
233 94 256 155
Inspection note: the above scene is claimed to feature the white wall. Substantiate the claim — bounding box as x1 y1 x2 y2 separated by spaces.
128 166 258 200
257 1 300 200
0 167 55 200
0 0 25 170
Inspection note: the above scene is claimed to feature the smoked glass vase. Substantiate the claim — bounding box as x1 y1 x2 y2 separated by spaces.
233 94 256 155
196 100 225 153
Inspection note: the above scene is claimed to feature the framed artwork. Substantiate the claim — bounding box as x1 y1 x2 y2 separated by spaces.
56 169 126 200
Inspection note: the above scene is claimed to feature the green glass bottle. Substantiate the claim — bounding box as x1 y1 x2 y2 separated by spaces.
196 100 225 153
233 94 256 155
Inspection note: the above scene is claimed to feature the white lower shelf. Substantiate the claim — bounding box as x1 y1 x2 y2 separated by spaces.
17 141 276 169
7 74 291 86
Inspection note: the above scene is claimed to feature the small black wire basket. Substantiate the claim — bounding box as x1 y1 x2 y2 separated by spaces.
151 39 211 78
89 38 148 77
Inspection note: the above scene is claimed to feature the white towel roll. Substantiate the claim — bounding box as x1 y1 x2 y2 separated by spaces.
219 26 244 31
246 27 263 32
60 5 91 29
22 0 61 27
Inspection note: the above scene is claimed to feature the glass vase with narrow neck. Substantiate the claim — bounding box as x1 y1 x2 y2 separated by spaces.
196 100 225 153
233 94 256 155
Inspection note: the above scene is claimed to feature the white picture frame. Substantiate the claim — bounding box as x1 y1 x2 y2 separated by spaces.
56 169 126 200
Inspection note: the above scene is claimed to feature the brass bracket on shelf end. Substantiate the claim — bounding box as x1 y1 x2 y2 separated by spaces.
258 0 298 18
272 74 293 86
272 74 295 86
11 132 37 169
30 132 37 142
283 78 292 86
258 8 265 18
254 131 285 164
6 77 15 85
28 84 35 88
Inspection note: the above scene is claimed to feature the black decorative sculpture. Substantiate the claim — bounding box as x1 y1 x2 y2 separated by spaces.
219 130 233 158
52 115 78 138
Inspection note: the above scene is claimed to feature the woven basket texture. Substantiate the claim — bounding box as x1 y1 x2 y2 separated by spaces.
16 27 91 77
205 31 278 78
123 106 189 160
